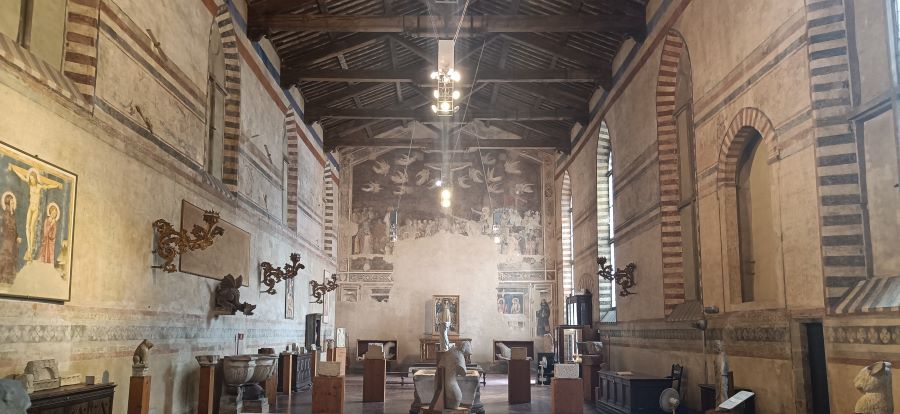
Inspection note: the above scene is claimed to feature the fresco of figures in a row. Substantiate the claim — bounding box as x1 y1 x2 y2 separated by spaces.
346 149 545 272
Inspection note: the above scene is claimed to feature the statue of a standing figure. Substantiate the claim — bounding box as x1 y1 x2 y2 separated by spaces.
713 340 730 405
434 341 472 410
438 298 453 351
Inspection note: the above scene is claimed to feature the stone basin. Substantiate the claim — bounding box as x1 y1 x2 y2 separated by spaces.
220 354 278 414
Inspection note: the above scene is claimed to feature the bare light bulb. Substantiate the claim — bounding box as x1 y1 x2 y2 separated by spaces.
431 105 438 113
435 180 443 187
452 90 460 99
433 90 440 98
440 102 450 111
441 189 451 200
441 199 451 208
450 71 461 82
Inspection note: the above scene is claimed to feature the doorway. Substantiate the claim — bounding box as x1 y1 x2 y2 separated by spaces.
804 323 830 413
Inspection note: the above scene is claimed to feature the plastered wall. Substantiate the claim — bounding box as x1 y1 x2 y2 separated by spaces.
0 0 334 413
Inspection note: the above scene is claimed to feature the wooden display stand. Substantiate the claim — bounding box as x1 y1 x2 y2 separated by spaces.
127 376 151 414
552 378 583 414
312 375 345 414
263 375 277 410
507 359 531 404
197 364 216 414
327 347 348 376
279 353 294 393
363 358 386 402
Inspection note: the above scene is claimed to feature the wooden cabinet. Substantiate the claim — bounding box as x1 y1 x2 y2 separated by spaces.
279 352 314 392
595 370 670 414
28 384 116 414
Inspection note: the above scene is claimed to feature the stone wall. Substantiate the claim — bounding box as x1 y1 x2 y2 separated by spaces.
0 0 335 413
559 0 900 413
335 141 559 368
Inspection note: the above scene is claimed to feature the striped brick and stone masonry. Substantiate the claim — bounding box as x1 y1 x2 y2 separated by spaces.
804 0 867 307
0 33 88 109
561 172 574 297
596 123 613 312
323 162 338 258
63 0 100 105
285 111 300 231
215 6 241 192
655 30 688 315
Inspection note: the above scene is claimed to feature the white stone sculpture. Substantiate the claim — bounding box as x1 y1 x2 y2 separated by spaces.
434 341 471 409
714 340 729 405
365 343 385 360
132 339 153 376
220 354 277 414
554 363 579 379
318 361 342 377
438 303 453 352
0 379 30 413
17 359 61 393
495 342 512 360
854 361 893 414
383 341 396 360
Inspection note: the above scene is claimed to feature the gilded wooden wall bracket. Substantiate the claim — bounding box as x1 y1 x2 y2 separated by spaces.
309 274 338 304
151 210 225 272
260 253 305 295
597 256 637 296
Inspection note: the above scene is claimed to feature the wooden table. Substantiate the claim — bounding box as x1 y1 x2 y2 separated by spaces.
595 370 671 414
28 383 116 413
507 359 531 404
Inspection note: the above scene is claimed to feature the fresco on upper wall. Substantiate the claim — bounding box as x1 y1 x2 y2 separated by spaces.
0 141 77 302
346 148 545 273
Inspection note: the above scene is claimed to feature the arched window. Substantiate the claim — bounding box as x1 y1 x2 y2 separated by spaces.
206 22 226 179
674 49 700 302
735 128 777 303
561 171 574 297
596 122 615 316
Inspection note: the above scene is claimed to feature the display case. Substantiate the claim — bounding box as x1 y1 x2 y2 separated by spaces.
555 325 587 364
565 292 592 326
305 313 323 350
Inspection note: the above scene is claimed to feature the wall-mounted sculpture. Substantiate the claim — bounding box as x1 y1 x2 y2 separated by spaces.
597 256 637 296
309 273 338 304
854 361 893 414
214 274 256 316
260 253 305 295
152 210 224 272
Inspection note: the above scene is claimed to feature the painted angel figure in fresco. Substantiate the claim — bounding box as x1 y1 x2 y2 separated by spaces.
9 166 62 263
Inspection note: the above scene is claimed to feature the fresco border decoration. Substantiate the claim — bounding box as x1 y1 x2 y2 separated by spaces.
0 141 77 302
432 294 460 335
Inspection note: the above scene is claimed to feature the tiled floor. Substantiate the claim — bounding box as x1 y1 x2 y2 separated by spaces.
272 375 595 413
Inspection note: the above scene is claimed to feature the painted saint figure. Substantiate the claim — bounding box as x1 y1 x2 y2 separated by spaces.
38 203 60 264
536 299 551 336
9 167 62 262
509 297 522 314
0 193 19 284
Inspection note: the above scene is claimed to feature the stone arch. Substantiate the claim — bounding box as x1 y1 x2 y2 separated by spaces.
655 30 689 315
716 107 778 187
716 107 781 305
213 5 241 192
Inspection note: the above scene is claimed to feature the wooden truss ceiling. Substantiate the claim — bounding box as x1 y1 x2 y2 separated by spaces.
248 0 647 152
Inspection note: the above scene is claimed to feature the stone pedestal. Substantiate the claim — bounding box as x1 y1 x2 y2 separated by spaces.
552 378 583 414
507 359 531 404
312 375 344 413
327 347 347 376
363 358 386 402
127 376 151 414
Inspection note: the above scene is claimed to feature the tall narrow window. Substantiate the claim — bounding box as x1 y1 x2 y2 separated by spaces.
674 53 701 301
597 123 615 317
561 172 574 297
0 0 67 70
282 125 290 223
736 129 777 302
206 23 226 179
607 152 616 311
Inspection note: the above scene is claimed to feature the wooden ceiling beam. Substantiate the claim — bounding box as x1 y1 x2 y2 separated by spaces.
305 106 588 122
250 14 646 38
283 67 608 86
324 134 567 151
279 33 387 70
498 33 607 67
386 34 436 65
